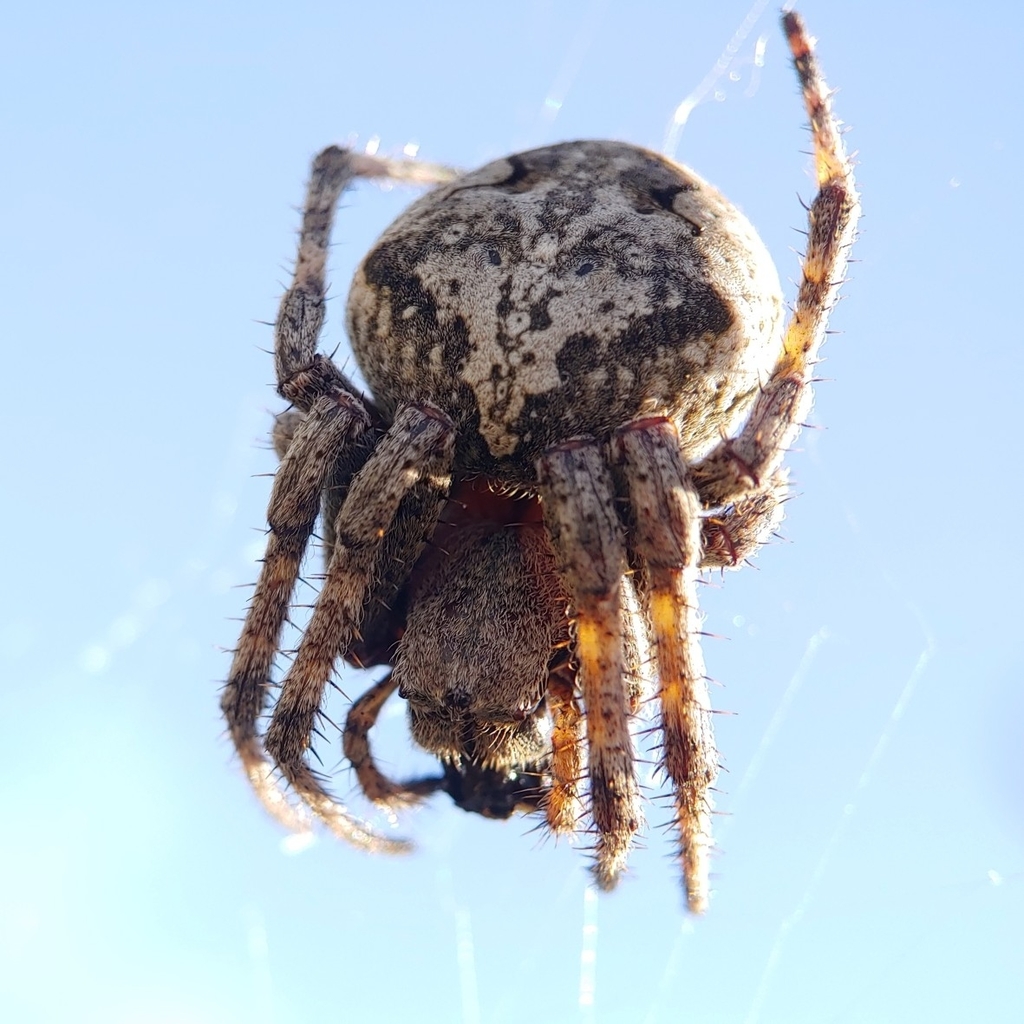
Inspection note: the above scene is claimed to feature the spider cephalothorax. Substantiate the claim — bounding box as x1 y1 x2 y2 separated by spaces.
221 11 859 912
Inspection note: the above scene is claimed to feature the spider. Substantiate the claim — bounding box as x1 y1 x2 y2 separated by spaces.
221 11 858 913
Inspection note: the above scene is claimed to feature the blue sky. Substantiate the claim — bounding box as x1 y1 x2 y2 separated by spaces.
2 1 1022 1021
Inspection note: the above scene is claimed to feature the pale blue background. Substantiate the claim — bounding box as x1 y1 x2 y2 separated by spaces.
3 1 1022 1021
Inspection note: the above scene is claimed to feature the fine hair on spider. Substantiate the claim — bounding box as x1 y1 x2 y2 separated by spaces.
221 10 859 913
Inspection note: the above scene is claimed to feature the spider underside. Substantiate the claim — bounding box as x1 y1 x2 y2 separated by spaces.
221 11 859 913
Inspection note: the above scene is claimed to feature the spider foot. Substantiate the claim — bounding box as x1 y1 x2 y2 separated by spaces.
229 730 314 835
280 755 412 854
675 787 714 914
590 830 636 892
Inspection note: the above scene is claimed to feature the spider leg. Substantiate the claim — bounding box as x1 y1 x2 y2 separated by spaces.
271 409 305 459
225 143 457 842
543 571 649 837
621 570 655 714
221 389 370 833
692 12 859 506
613 417 715 913
223 145 396 836
538 440 642 889
545 656 585 834
700 469 789 570
275 146 457 408
263 403 455 850
342 672 446 806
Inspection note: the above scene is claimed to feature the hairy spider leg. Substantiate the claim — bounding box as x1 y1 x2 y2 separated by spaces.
263 404 454 850
538 440 643 890
614 418 715 914
222 391 370 836
692 11 860 507
223 146 455 847
343 672 447 806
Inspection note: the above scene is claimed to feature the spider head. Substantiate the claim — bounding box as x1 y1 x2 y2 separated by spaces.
391 494 568 820
399 655 552 813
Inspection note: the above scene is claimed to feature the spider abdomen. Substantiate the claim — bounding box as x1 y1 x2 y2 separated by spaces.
347 140 784 480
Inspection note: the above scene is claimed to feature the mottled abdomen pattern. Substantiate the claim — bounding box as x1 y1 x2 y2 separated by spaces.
347 141 785 480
